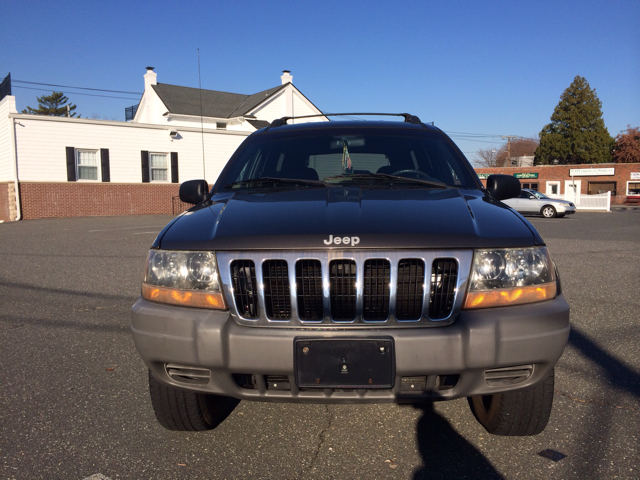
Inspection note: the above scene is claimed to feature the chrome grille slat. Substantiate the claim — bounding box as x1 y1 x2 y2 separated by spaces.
396 259 425 320
429 258 458 319
263 260 291 320
230 260 259 319
218 250 471 328
363 259 390 321
296 259 323 321
330 259 357 321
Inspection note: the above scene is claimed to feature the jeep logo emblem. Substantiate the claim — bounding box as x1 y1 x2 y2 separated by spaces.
323 235 360 246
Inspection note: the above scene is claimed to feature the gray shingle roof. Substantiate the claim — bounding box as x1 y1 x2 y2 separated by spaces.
246 119 270 129
152 83 286 119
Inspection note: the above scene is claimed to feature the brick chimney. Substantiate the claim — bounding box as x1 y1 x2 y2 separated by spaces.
144 66 157 91
281 70 293 85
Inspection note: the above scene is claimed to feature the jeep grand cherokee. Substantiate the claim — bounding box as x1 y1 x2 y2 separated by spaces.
131 114 570 436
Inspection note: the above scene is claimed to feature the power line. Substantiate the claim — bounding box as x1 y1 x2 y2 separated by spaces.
13 85 140 101
13 79 141 95
444 131 504 137
501 135 519 165
448 137 502 144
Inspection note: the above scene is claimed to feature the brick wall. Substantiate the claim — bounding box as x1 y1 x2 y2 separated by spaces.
0 182 11 222
19 182 181 219
474 163 640 204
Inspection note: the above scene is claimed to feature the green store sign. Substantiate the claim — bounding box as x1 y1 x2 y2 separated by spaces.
477 173 493 179
514 172 538 179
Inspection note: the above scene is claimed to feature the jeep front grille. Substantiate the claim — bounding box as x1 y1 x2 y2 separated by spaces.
263 260 291 320
330 259 357 321
219 250 472 328
429 258 458 319
230 260 259 319
296 259 324 320
363 259 390 321
396 259 425 320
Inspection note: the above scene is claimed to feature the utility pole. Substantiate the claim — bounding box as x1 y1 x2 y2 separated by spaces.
501 135 519 166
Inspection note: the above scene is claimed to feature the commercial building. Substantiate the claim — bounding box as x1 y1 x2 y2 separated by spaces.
474 164 640 207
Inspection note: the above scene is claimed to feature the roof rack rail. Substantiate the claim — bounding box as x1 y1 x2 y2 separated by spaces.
267 112 426 129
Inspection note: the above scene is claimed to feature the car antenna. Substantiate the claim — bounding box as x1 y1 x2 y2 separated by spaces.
198 48 206 180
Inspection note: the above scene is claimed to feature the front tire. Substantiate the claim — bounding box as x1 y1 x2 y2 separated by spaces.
541 205 557 218
148 370 232 431
468 369 555 436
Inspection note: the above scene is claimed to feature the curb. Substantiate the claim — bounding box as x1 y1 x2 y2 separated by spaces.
611 205 640 211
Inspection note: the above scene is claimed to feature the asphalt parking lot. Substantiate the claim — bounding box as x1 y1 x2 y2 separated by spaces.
1 210 639 479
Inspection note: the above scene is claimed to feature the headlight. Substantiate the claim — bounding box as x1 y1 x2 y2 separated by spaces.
141 250 227 309
463 247 556 309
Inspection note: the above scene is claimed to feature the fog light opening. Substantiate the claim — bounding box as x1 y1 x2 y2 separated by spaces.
435 374 460 390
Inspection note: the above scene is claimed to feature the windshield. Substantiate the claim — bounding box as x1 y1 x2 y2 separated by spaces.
215 129 480 191
532 191 550 199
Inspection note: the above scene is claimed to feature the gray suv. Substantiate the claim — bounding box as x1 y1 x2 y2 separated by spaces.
131 114 570 436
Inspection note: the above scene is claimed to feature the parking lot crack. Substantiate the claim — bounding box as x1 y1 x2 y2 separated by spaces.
71 304 120 313
296 405 333 479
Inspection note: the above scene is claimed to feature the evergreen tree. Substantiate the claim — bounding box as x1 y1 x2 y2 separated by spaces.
535 76 613 165
21 91 79 117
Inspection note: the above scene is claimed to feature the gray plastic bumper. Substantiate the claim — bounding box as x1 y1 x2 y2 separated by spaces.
131 295 570 403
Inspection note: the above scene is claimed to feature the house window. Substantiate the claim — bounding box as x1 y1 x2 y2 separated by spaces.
521 183 539 191
216 122 227 129
150 153 168 181
627 182 640 196
76 149 99 180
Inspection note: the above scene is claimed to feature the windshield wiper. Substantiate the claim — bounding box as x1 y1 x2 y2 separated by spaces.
224 176 327 190
324 173 448 189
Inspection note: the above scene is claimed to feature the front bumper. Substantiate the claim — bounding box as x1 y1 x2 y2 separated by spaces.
557 203 576 214
131 295 570 403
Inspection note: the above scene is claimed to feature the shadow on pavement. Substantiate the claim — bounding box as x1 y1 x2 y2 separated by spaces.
565 325 640 478
569 326 640 398
413 402 503 480
0 280 134 302
1 313 131 334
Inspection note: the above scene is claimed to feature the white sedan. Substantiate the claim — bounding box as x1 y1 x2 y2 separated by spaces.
503 189 576 218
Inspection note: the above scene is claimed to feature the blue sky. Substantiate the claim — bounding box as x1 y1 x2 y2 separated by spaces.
2 0 638 160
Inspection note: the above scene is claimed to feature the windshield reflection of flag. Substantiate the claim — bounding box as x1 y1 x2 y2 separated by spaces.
342 141 352 172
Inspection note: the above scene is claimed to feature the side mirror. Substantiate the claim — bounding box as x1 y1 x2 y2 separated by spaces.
486 175 521 200
179 179 209 204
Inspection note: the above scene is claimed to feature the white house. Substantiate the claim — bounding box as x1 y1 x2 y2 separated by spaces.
0 69 326 221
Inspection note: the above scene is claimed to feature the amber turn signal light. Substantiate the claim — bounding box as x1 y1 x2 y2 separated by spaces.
142 284 227 310
463 283 557 310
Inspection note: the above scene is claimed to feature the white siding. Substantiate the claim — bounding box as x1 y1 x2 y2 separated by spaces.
292 90 325 122
134 89 167 125
163 115 254 132
249 87 326 124
12 115 250 184
250 90 286 122
0 96 17 182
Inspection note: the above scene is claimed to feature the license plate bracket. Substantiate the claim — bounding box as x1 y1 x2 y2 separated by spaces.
294 337 395 388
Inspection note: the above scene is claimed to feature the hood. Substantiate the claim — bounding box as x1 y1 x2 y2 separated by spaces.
157 187 541 251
